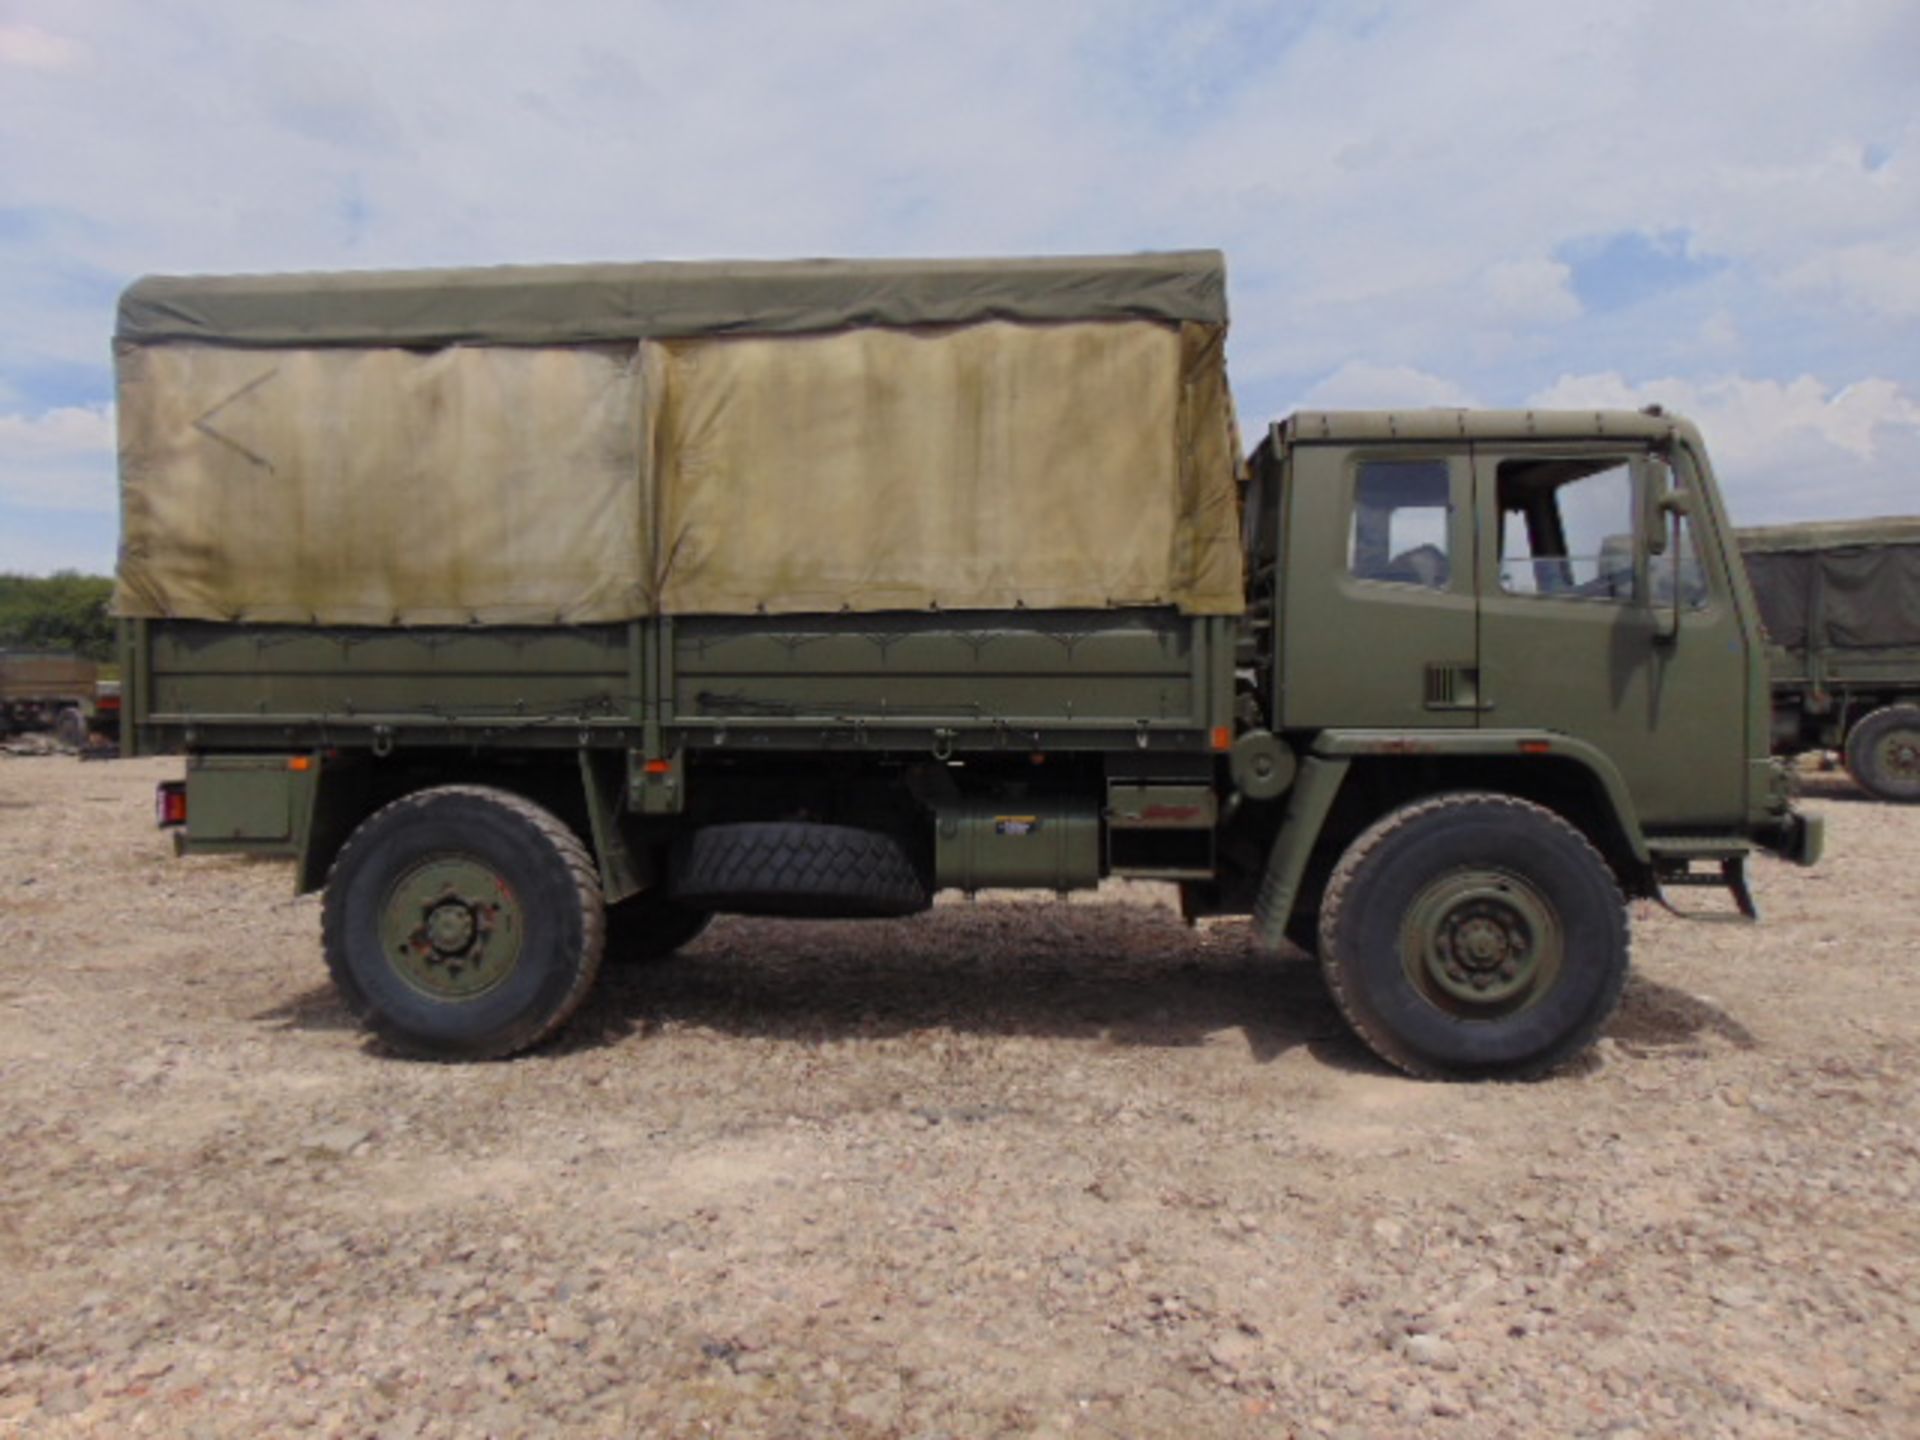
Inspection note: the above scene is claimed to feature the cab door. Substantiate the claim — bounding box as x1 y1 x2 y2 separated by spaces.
1282 440 1479 729
1471 443 1748 827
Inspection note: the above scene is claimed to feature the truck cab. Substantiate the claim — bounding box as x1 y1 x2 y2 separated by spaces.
1217 407 1818 1075
1244 407 1807 853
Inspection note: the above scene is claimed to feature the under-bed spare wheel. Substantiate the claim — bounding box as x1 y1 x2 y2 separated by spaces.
670 822 930 918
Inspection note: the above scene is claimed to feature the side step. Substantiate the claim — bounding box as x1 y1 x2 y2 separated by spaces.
1648 839 1758 922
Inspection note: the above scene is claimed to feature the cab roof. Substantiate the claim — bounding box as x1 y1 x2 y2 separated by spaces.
1280 408 1684 445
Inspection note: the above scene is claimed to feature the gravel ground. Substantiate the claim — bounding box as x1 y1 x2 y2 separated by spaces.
1 756 1916 1438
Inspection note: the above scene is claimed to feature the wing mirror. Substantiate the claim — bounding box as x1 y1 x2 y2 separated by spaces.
1640 455 1681 557
1650 489 1695 646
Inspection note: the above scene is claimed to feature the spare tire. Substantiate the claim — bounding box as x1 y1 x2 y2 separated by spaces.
671 822 929 918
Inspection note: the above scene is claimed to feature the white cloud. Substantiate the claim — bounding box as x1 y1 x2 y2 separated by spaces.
1479 258 1581 326
1780 243 1920 320
0 23 79 70
1528 371 1920 523
1297 362 1477 412
0 405 117 512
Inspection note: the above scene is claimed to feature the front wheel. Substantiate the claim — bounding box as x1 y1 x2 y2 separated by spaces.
1844 704 1920 803
1318 793 1628 1081
322 786 604 1059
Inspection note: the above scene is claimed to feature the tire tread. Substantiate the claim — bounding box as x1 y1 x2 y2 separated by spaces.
672 821 927 917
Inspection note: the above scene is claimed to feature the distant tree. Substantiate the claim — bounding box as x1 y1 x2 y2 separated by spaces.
0 572 117 661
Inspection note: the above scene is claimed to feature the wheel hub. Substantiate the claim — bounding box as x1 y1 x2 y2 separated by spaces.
1882 731 1920 780
381 857 523 999
1401 869 1563 1016
424 898 480 955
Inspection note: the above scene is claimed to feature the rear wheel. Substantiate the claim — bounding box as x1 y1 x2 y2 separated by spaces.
1318 793 1628 1081
322 786 604 1059
1844 704 1920 803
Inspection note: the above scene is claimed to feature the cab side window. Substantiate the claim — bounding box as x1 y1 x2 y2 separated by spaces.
1497 457 1635 601
1349 460 1451 590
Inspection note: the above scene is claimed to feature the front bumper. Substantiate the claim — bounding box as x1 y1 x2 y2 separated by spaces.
1755 809 1824 867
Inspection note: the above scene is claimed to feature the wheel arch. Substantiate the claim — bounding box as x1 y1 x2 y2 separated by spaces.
294 751 633 897
1253 731 1655 949
1310 730 1651 882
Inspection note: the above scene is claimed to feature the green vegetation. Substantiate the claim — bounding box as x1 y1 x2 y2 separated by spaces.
0 572 116 661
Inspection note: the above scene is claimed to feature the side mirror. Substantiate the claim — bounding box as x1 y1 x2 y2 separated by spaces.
1650 490 1695 647
1640 457 1670 557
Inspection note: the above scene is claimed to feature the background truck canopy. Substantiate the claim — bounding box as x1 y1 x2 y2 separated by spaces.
113 252 1242 626
1738 518 1920 652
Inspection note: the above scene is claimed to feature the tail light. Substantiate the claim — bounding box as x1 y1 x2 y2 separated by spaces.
155 781 186 828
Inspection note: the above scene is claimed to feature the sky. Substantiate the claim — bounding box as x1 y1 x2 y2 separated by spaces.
1 0 1916 575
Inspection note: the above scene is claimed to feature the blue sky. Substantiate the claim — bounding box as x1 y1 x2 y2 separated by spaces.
2 0 1917 574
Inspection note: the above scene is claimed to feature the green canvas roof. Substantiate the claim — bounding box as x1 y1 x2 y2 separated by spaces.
1737 517 1920 554
116 251 1228 348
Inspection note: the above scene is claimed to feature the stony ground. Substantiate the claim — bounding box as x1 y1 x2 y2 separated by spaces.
0 756 1915 1439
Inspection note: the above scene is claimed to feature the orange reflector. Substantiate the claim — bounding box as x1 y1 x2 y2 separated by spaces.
643 759 673 774
287 755 313 772
1211 726 1233 751
1519 740 1552 755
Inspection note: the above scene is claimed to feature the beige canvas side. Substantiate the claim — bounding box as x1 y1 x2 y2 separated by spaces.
114 343 648 625
647 320 1244 615
1173 321 1245 614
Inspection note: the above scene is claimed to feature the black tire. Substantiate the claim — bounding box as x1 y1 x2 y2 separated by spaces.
1318 793 1628 1081
605 889 713 965
322 786 604 1059
1843 704 1920 803
671 821 929 918
53 706 87 750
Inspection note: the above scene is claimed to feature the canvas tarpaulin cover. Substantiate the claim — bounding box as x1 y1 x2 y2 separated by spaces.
1739 520 1920 652
113 252 1242 625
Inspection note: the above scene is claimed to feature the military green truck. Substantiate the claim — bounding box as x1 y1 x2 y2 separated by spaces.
0 649 110 747
1739 519 1920 802
114 251 1818 1079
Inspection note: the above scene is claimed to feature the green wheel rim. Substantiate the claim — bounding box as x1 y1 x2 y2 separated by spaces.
1874 726 1920 784
379 854 525 1001
1400 867 1563 1018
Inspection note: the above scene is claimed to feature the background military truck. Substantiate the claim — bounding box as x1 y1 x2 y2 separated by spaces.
114 251 1817 1079
1739 519 1920 803
0 649 113 747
